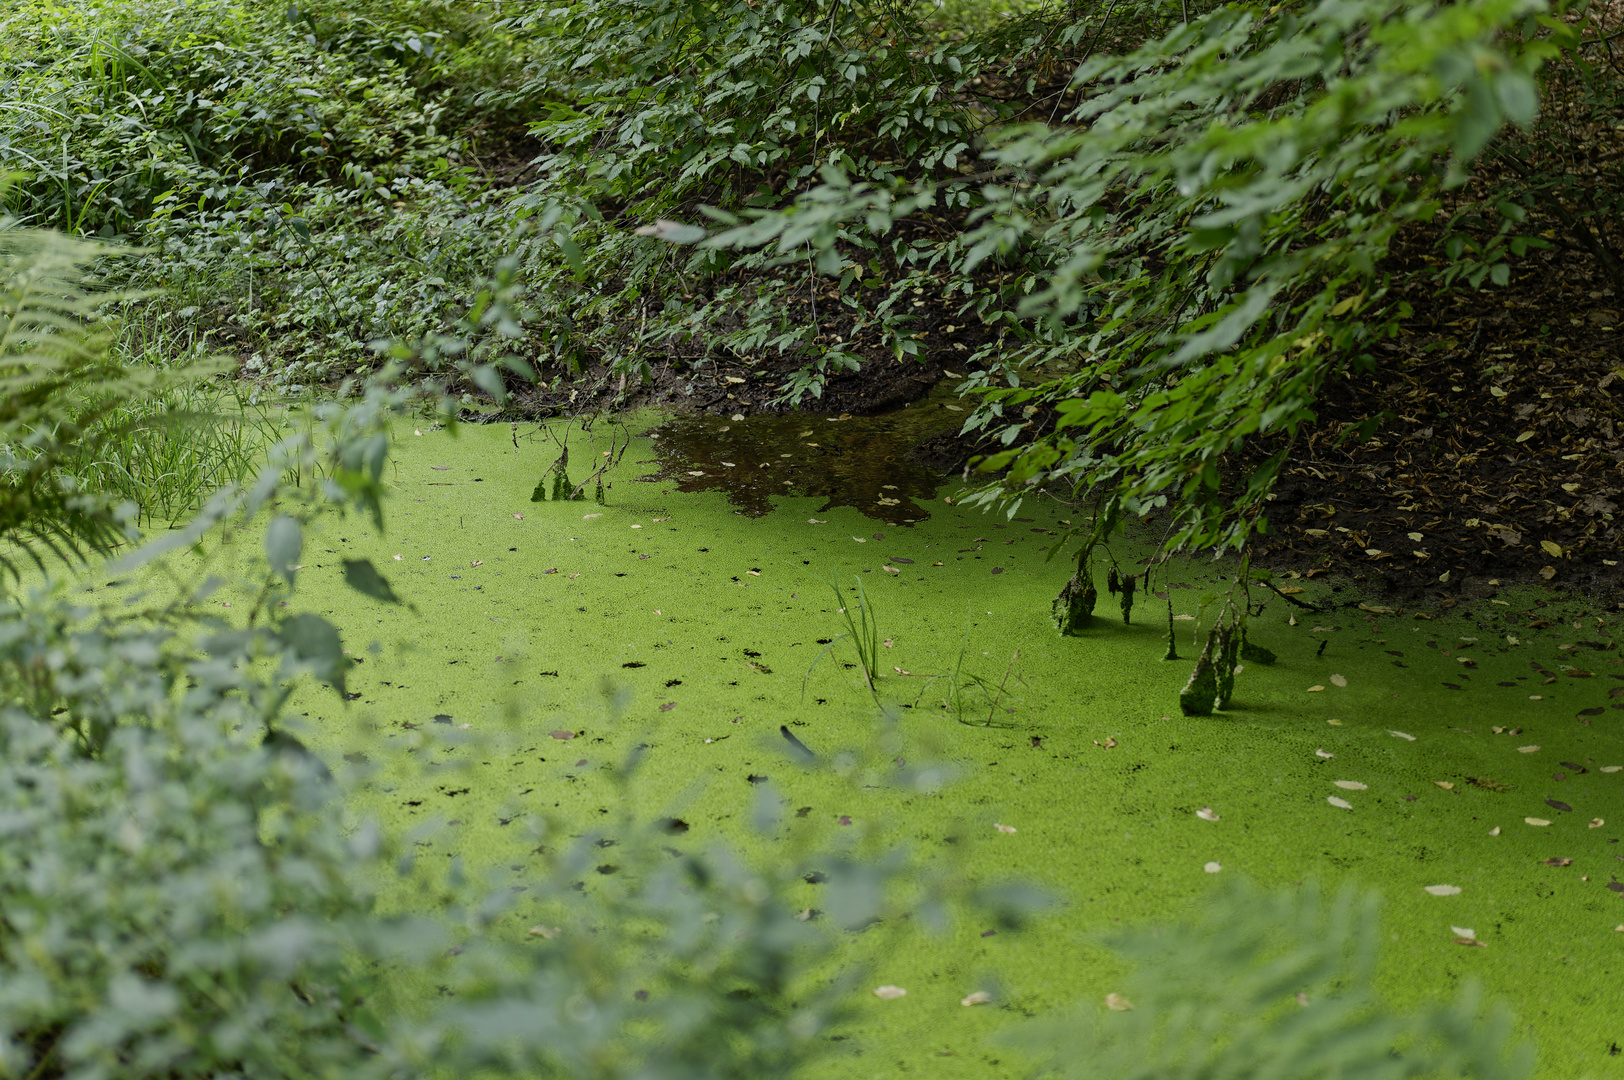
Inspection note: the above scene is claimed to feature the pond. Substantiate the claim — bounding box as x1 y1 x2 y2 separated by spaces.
99 404 1624 1080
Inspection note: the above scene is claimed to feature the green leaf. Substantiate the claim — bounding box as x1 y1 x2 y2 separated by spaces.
342 558 401 605
277 613 349 695
1494 70 1538 128
265 515 302 586
555 230 585 278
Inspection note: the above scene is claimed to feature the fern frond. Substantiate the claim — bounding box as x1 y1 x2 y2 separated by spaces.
0 227 223 590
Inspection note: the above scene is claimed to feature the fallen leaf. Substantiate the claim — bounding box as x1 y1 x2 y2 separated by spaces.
527 926 561 939
659 702 676 712
1316 749 1335 758
1334 780 1368 790
1546 798 1573 812
1329 673 1348 687
1280 585 1305 595
393 554 402 560
1357 603 1396 614
961 991 993 1007
1389 730 1416 741
1451 926 1476 939
1454 937 1487 947
513 513 524 520
1196 807 1220 821
550 730 577 740
995 822 1017 834
1092 736 1118 749
1327 718 1342 726
1539 566 1557 580
1327 796 1353 809
872 985 907 1000
1104 993 1134 1011
1423 884 1462 896
851 536 867 543
746 569 760 576
1541 540 1563 557
1525 817 1552 827
431 465 451 471
1600 765 1622 773
1541 857 1574 866
1489 826 1501 836
1518 745 1540 754
883 566 900 574
1173 613 1195 621
1434 781 1454 790
543 567 558 574
807 518 826 524
1204 861 1222 873
471 560 483 567
1591 818 1606 828
1307 684 1326 693
583 513 602 519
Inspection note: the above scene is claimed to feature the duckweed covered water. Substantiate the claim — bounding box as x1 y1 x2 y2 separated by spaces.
88 412 1624 1079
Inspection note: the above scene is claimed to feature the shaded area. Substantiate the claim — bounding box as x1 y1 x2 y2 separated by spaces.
1243 221 1624 606
637 395 963 524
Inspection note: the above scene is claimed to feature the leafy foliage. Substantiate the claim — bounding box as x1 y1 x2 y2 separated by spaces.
0 0 524 380
1005 878 1535 1079
0 224 231 586
700 0 1557 553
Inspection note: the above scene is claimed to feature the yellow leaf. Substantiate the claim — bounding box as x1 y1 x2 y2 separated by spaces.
1540 540 1563 557
1515 430 1535 442
1104 993 1134 1011
1434 781 1454 790
1524 817 1551 827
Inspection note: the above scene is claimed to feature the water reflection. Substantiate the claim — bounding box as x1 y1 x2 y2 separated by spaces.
640 399 963 525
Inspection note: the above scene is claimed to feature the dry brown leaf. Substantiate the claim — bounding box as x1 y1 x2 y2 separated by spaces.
872 985 907 1000
1104 993 1134 1011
